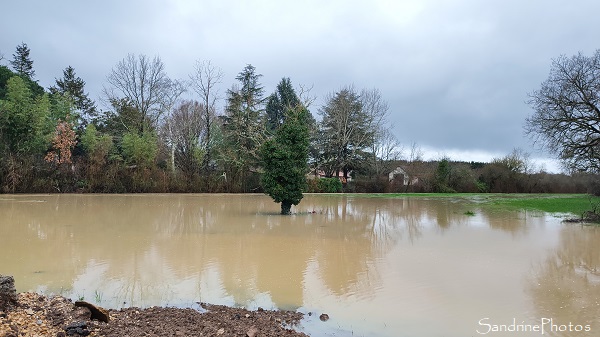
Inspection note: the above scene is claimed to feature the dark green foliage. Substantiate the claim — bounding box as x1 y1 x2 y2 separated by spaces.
261 106 310 214
316 177 343 193
266 78 301 132
0 65 44 100
0 66 15 99
98 98 144 137
221 64 266 191
50 66 96 121
433 158 455 193
10 43 35 79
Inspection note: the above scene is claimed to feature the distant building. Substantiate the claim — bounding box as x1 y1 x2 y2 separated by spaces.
308 169 352 183
388 166 418 186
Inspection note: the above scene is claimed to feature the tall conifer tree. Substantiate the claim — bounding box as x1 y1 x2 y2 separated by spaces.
10 43 35 79
50 66 96 119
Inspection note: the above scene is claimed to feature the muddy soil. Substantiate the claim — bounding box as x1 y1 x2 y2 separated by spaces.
0 292 309 336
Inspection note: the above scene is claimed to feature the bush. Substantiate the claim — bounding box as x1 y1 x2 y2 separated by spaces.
316 177 343 193
306 178 319 192
121 131 158 168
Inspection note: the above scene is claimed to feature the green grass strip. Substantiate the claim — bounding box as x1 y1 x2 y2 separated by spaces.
341 193 600 216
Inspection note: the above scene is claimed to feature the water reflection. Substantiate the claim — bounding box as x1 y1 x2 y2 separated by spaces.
1 194 598 337
0 194 530 306
1 194 414 309
528 225 600 336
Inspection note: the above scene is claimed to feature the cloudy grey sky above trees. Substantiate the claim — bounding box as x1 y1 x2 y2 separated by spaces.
1 0 598 171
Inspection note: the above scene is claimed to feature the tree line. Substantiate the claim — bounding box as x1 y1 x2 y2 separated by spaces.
0 43 598 196
0 43 398 194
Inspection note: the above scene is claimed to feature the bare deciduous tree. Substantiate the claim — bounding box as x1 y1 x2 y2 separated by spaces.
104 54 183 133
526 50 600 173
165 100 206 178
362 88 399 176
371 128 402 176
190 60 223 172
402 142 424 192
298 83 316 108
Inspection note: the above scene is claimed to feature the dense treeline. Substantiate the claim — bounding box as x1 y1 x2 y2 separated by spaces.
348 158 597 194
0 43 596 194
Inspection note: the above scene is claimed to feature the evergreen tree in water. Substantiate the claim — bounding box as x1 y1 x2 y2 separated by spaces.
261 106 310 215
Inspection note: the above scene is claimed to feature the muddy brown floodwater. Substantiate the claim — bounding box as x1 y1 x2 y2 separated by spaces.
1 194 599 336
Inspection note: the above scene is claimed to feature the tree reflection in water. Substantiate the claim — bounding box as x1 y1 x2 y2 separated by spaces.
0 194 429 309
528 225 600 335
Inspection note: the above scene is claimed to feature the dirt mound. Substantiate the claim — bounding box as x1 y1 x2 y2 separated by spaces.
0 292 308 337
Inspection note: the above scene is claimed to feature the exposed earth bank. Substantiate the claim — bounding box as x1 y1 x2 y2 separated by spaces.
0 291 311 337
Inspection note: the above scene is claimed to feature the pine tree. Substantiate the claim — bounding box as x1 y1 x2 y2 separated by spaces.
10 43 35 79
221 64 266 189
50 66 96 119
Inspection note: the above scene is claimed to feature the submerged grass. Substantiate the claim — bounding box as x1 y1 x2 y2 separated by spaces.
483 194 598 216
344 193 600 217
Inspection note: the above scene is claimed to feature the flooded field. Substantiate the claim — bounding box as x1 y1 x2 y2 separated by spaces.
1 194 599 336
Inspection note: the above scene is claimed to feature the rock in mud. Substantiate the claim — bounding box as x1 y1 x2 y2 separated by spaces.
319 313 330 321
65 322 90 336
64 321 90 336
0 275 17 311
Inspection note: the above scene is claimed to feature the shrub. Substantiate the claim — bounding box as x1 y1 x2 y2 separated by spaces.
317 177 343 193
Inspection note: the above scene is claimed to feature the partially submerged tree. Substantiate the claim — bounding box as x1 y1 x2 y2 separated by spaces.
526 50 600 173
261 106 310 215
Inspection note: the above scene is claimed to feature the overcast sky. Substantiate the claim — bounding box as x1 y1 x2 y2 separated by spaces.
2 0 599 171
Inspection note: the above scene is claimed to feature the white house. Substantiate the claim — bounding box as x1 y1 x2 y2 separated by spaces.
388 166 418 186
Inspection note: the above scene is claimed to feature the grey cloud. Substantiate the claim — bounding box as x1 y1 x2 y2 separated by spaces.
2 0 600 169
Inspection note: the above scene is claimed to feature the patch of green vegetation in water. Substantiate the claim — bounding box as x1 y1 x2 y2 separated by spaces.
344 193 600 217
484 194 598 215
